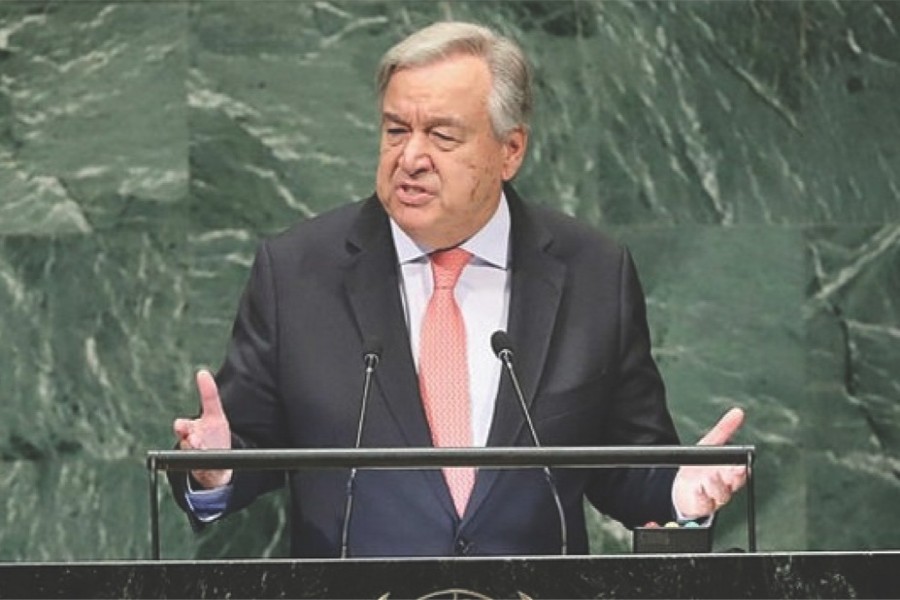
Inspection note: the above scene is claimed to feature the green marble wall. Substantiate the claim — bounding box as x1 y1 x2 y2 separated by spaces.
0 0 897 560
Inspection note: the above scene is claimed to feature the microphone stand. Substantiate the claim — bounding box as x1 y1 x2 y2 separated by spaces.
493 331 568 555
340 340 381 559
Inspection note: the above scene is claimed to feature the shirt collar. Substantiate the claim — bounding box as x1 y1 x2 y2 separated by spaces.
390 192 510 269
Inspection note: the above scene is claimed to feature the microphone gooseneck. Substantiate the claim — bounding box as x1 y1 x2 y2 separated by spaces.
490 331 541 448
340 337 382 559
356 338 382 447
491 330 568 555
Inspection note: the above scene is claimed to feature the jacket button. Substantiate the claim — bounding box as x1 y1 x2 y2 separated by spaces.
455 537 473 556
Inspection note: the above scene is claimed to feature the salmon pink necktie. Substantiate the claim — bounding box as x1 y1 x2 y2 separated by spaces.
419 248 474 517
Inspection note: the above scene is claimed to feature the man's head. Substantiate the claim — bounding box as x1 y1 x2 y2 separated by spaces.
374 22 532 249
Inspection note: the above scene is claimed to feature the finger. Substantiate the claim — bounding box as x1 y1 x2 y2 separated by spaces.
173 418 193 439
174 423 199 450
722 465 748 490
697 407 745 446
195 369 224 418
691 483 718 515
700 474 732 507
187 432 205 450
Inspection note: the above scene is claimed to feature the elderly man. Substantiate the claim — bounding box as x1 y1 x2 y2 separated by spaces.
170 21 746 557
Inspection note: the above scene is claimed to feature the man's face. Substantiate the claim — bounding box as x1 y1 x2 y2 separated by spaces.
375 54 527 249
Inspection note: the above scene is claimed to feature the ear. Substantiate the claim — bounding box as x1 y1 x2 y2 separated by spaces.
500 127 528 181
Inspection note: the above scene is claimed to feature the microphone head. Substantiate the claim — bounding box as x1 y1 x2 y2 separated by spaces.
362 337 382 361
490 330 513 358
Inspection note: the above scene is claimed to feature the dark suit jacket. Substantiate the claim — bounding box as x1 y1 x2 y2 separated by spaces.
170 185 680 557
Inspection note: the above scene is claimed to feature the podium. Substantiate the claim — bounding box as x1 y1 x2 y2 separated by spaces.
2 553 898 598
3 447 898 598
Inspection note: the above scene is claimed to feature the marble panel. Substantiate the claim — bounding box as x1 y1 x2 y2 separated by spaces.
0 458 153 561
805 225 900 550
0 455 289 561
0 1 188 235
0 232 188 459
516 0 900 226
0 229 184 561
616 225 807 551
187 0 382 235
0 232 288 560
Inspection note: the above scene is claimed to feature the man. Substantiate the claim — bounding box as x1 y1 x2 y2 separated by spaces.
171 21 746 557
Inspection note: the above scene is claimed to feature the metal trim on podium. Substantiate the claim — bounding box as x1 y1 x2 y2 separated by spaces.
146 445 755 559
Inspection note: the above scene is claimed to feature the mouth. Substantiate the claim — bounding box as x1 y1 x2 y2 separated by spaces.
395 181 436 205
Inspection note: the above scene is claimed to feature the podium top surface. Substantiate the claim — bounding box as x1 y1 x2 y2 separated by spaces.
2 551 897 599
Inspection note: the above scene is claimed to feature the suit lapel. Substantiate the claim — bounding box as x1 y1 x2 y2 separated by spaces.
343 196 458 518
343 196 431 448
464 188 566 521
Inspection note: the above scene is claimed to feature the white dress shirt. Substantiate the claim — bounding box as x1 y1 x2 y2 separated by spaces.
389 194 511 446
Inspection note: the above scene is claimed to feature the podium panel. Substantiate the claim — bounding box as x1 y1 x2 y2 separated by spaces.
1 552 897 599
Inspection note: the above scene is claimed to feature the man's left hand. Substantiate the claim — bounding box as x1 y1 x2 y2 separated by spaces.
672 408 748 519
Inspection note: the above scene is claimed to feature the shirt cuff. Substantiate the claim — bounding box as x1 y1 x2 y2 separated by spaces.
671 487 715 526
184 475 232 522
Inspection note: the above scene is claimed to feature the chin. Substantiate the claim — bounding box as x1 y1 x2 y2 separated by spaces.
399 218 450 248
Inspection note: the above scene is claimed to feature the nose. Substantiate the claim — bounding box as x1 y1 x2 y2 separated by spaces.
399 132 434 175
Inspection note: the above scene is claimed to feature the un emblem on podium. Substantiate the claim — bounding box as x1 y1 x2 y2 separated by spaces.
378 590 532 599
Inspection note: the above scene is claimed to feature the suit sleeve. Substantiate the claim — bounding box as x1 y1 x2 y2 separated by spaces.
585 247 681 528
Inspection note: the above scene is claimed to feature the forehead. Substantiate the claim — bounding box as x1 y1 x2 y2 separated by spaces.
382 54 492 118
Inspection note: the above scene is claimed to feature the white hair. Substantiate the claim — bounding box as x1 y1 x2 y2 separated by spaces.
376 21 533 139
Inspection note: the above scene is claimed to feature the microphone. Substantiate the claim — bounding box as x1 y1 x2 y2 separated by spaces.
340 337 382 559
491 331 568 555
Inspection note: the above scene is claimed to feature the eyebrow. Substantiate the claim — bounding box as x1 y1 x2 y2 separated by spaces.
382 111 465 130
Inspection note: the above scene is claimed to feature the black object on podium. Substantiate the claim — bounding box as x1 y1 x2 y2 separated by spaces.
633 522 713 553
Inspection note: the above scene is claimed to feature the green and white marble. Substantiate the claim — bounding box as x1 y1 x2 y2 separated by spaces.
0 0 897 560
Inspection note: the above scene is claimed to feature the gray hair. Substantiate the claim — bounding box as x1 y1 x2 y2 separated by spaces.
376 21 533 139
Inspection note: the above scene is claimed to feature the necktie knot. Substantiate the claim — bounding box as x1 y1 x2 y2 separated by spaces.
430 248 471 290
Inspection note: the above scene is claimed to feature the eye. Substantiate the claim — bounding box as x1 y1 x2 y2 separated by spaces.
430 130 460 150
383 126 409 145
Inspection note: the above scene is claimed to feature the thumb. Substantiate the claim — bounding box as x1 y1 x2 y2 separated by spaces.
697 407 745 446
195 369 224 418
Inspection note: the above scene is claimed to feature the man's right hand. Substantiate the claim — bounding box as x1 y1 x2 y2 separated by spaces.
172 369 234 489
